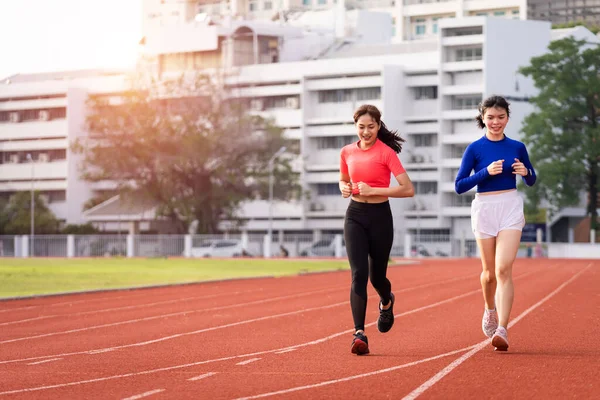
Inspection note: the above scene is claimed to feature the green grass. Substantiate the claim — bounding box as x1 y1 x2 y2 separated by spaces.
0 258 351 299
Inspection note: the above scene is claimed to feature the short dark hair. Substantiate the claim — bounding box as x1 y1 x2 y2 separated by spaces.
475 95 511 129
353 104 405 153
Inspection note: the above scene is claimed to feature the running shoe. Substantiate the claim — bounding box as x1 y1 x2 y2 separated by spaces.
492 326 509 351
482 308 499 338
377 292 395 333
351 331 370 355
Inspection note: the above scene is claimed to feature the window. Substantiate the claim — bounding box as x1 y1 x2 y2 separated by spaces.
318 89 352 103
414 86 438 100
414 134 436 147
356 87 381 101
456 47 482 61
317 183 340 196
316 136 355 149
453 96 481 110
415 182 437 195
415 18 426 36
494 11 506 16
432 17 439 34
303 0 311 5
249 1 258 11
318 0 327 4
317 87 380 103
264 1 273 10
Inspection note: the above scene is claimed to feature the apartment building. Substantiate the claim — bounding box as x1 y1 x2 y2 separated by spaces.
144 0 528 42
0 70 127 228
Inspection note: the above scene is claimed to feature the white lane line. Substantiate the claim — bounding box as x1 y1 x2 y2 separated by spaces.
0 288 264 326
0 287 485 395
0 268 541 366
234 346 477 400
236 358 261 366
0 285 350 344
122 389 165 400
401 263 593 400
188 372 217 381
233 263 588 400
0 316 55 327
27 358 62 365
274 349 296 354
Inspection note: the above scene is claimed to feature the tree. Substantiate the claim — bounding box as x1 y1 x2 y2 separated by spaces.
61 223 99 234
519 37 600 231
0 192 61 234
73 73 300 234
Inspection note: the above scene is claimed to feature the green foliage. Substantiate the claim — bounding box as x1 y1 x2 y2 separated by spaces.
73 73 300 233
0 192 60 234
519 37 600 230
61 223 99 234
552 21 600 34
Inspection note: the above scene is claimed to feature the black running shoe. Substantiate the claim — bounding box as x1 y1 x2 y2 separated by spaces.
351 331 370 355
377 292 395 333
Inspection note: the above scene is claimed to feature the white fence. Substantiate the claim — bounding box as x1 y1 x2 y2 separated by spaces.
0 232 530 259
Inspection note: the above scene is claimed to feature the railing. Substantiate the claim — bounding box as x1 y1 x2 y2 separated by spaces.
0 232 546 259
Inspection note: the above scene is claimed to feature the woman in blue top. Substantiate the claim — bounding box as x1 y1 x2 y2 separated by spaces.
455 95 536 351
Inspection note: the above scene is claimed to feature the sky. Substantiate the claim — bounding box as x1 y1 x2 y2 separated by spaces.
0 0 143 80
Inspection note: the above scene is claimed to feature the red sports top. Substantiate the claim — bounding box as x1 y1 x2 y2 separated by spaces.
340 139 406 194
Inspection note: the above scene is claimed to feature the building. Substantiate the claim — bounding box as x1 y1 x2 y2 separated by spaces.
0 70 130 230
528 0 600 26
143 0 528 42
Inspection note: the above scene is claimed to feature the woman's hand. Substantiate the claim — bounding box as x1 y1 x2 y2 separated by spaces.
512 158 528 176
487 159 504 176
340 182 352 198
357 182 374 196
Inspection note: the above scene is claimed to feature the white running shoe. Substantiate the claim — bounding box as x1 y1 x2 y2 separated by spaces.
492 326 509 351
482 309 498 338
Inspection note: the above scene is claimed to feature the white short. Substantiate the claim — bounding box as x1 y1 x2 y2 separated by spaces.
471 190 525 239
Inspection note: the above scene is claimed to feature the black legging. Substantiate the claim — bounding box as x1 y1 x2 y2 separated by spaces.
344 200 394 331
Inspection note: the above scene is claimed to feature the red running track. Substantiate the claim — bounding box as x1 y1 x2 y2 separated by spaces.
0 258 598 400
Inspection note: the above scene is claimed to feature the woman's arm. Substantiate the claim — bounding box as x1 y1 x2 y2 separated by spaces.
358 172 414 198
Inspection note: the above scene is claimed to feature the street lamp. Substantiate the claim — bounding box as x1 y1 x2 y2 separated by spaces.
268 146 286 257
26 153 34 257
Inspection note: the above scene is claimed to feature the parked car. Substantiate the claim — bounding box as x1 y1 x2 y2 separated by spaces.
300 238 347 257
190 239 245 258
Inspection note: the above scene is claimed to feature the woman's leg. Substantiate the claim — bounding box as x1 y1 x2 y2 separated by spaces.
476 237 497 309
494 229 522 328
476 236 499 338
344 214 370 332
367 204 395 333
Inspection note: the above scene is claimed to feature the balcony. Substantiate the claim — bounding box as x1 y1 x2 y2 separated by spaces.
0 179 67 192
305 149 339 171
442 84 484 96
442 109 478 120
441 34 484 47
441 133 480 144
253 109 302 128
305 76 382 91
404 75 439 87
404 121 439 134
442 60 484 72
0 160 68 181
234 84 302 98
0 120 67 141
404 194 439 216
403 0 457 16
306 196 348 218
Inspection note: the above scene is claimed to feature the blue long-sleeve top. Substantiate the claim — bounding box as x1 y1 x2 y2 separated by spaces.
455 134 536 194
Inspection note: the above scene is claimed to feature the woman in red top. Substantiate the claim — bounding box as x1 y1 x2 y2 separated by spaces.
339 104 415 355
